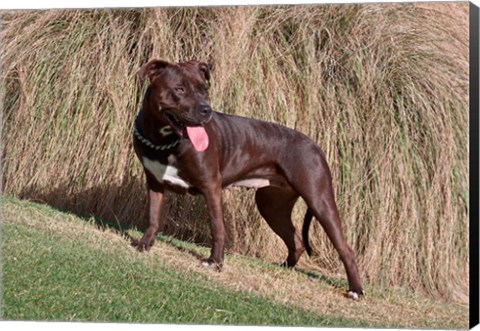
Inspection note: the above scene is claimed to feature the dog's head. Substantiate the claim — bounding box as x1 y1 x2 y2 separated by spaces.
138 59 213 151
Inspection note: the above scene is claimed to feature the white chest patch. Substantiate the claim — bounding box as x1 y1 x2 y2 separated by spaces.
142 157 190 189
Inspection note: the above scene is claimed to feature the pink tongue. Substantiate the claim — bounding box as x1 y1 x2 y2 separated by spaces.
186 126 209 152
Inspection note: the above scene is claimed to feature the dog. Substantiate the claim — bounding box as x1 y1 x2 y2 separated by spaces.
132 59 363 299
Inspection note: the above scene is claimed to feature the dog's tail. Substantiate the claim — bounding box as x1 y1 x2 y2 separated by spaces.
302 208 314 256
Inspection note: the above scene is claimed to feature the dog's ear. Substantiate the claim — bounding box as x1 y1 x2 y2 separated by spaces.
197 62 211 83
138 60 170 81
184 60 211 84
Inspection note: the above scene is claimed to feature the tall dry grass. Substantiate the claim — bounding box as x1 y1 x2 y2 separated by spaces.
1 3 469 301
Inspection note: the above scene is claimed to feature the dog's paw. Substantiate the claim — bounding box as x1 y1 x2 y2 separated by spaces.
201 260 222 271
130 240 153 252
279 260 289 268
346 291 363 300
279 260 296 268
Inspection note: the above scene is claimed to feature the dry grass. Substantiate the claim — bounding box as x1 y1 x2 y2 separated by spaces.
1 3 469 301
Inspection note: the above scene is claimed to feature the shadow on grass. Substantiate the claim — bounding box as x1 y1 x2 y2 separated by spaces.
17 179 208 239
296 269 348 290
17 181 211 264
18 179 148 226
156 234 210 263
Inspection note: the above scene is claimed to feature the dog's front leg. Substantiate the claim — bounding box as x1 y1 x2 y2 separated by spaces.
137 187 164 252
202 183 226 269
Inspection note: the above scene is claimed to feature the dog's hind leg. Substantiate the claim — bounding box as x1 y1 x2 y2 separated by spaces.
300 182 363 297
255 187 304 267
282 148 363 298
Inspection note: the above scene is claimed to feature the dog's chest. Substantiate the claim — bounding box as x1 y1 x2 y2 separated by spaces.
141 156 190 189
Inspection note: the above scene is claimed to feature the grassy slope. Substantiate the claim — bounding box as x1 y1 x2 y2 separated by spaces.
1 197 468 328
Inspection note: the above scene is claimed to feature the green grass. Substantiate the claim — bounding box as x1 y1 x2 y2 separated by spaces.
1 196 365 326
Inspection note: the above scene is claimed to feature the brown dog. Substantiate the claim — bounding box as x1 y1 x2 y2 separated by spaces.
133 59 363 299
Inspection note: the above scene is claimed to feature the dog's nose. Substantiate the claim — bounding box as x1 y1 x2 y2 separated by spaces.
198 103 212 116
